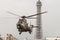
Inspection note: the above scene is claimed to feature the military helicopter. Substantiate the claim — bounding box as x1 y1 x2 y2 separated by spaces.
7 11 47 34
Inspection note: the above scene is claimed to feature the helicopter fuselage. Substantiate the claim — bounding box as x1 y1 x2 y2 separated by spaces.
17 24 32 34
16 18 33 34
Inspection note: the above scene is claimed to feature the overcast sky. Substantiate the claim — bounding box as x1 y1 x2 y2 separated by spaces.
0 0 60 40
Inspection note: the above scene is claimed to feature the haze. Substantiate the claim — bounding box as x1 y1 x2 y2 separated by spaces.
0 0 60 40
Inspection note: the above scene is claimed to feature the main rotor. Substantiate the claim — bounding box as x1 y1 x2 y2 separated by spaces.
7 11 47 19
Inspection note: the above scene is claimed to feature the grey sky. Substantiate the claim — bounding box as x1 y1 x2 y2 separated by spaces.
0 0 60 40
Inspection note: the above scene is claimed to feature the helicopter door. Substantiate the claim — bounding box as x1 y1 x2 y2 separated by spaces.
21 19 28 29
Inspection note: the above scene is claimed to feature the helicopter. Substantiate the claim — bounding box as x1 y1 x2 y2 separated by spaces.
7 11 47 34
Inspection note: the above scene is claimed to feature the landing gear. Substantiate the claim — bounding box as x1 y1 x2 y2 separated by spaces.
29 31 31 34
28 28 32 34
18 29 22 34
19 32 22 34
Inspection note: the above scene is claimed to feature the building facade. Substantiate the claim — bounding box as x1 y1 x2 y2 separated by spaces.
46 36 60 40
6 34 17 40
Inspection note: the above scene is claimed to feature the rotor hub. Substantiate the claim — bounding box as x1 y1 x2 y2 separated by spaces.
21 16 26 18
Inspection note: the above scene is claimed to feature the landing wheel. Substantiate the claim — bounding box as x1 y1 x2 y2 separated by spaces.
29 31 31 34
19 32 22 34
18 29 22 34
19 30 22 34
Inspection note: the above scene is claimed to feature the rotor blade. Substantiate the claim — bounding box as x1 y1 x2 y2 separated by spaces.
7 11 21 17
27 17 36 19
0 17 19 19
26 11 47 18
